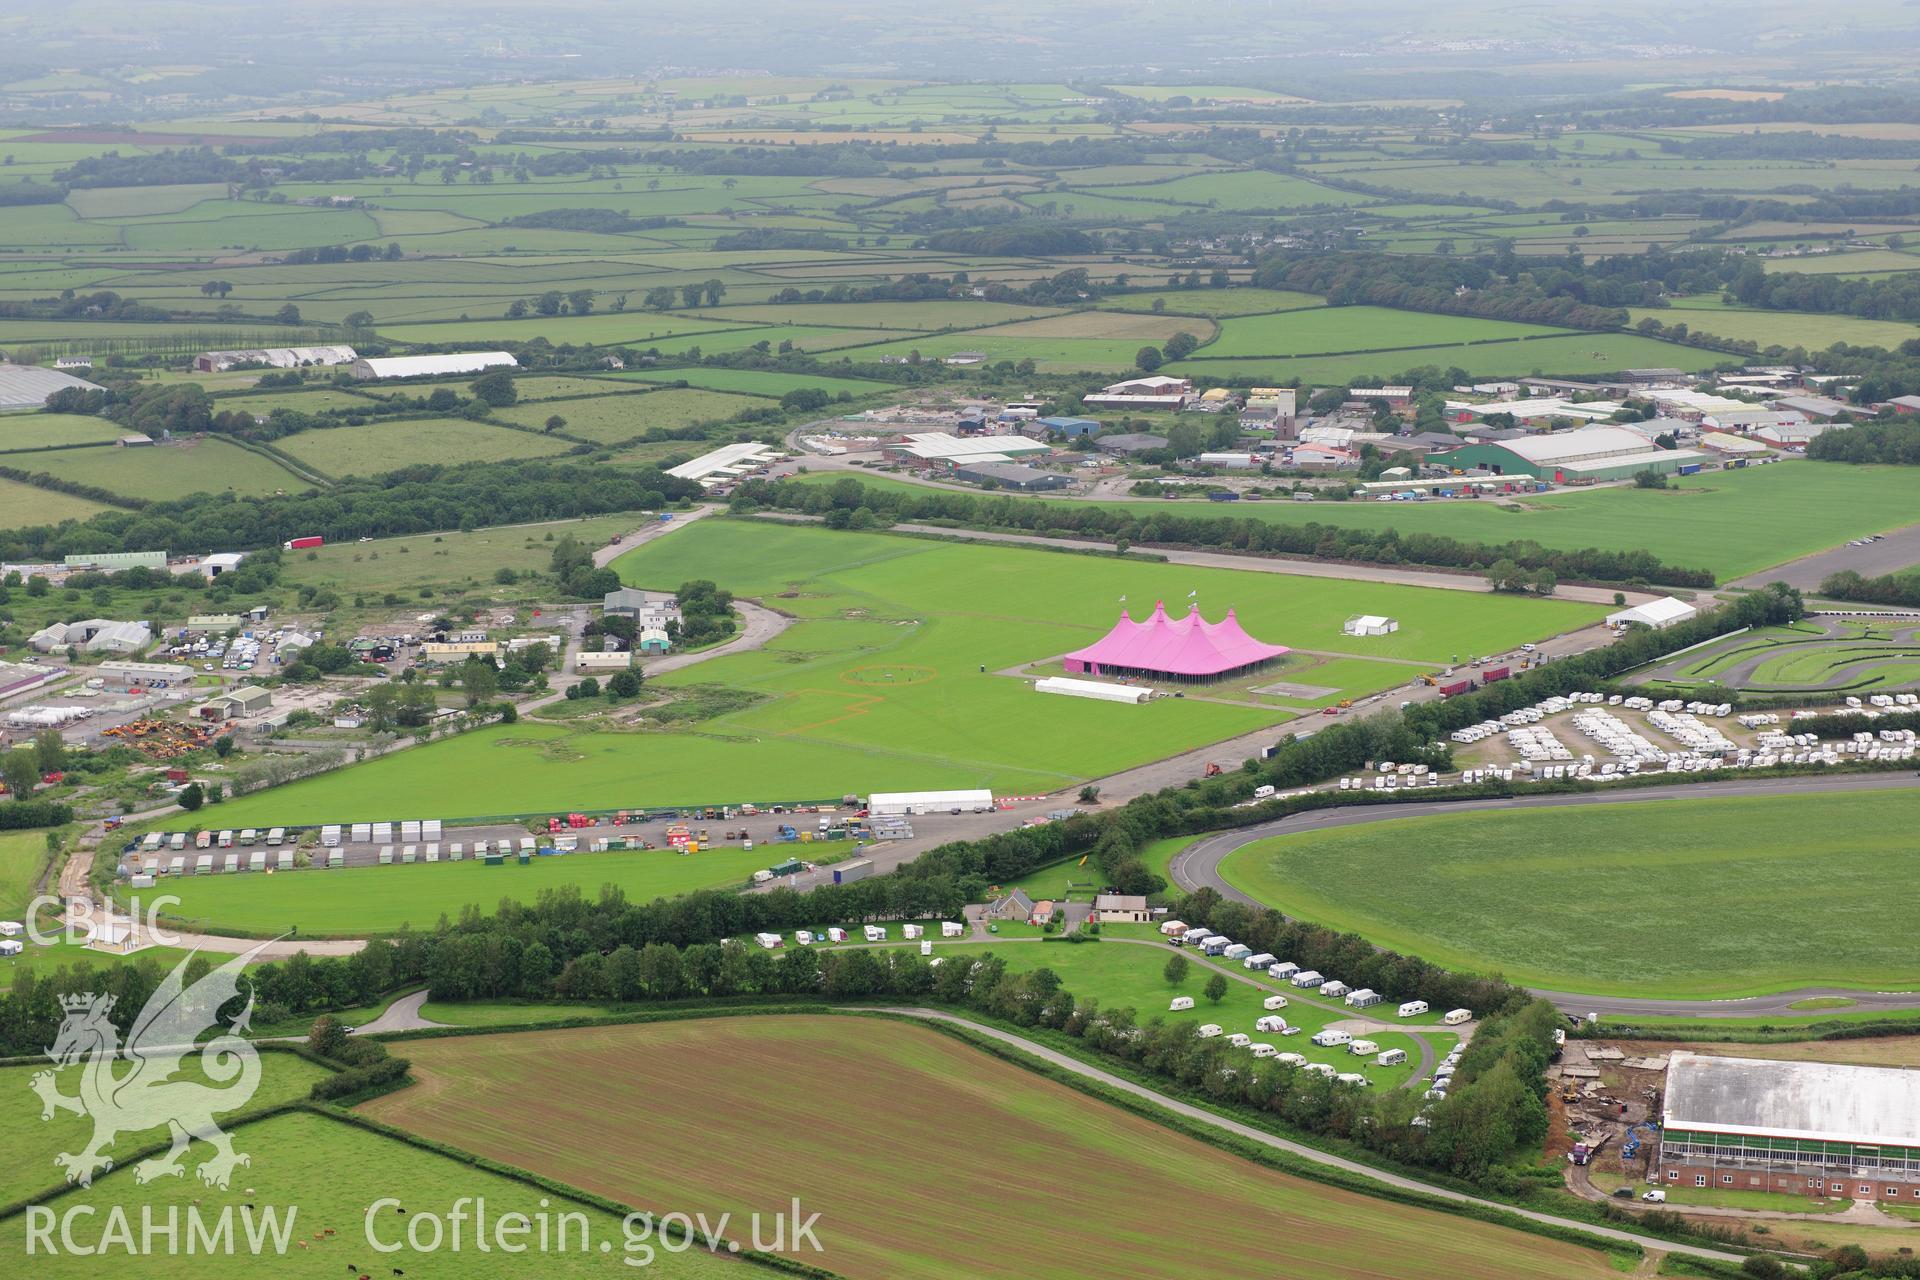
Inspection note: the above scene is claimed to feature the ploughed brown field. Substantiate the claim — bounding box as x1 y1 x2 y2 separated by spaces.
363 1015 1624 1280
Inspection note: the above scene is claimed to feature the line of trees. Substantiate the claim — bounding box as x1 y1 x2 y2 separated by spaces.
737 477 1717 588
1816 569 1920 609
1807 419 1920 465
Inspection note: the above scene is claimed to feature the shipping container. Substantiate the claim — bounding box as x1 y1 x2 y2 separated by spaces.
832 858 873 885
1481 666 1511 684
1438 679 1472 698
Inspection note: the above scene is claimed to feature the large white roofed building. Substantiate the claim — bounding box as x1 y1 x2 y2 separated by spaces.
350 352 517 380
1607 596 1697 629
666 441 776 483
195 346 357 373
1430 425 1706 483
0 363 101 411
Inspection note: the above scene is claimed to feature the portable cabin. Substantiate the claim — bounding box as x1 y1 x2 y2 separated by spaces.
169 832 188 852
248 851 266 872
1269 961 1299 980
1195 1024 1223 1039
1376 1049 1408 1067
351 823 372 843
168 855 186 876
519 837 535 856
1222 943 1252 961
401 845 417 864
1159 919 1188 937
423 819 442 840
401 820 421 842
223 853 240 874
1344 988 1382 1009
941 921 964 938
1311 1029 1352 1048
193 854 213 875
1348 1039 1379 1056
321 825 342 847
1227 1033 1251 1048
276 850 292 870
1320 980 1351 999
378 845 394 865
1169 996 1196 1011
448 843 464 861
325 849 341 868
1397 1000 1429 1019
142 832 164 851
217 830 234 848
239 829 258 845
1290 970 1324 988
1245 952 1276 970
425 843 440 863
266 827 285 847
1262 994 1289 1011
1443 1008 1473 1025
1255 1015 1287 1033
372 822 393 843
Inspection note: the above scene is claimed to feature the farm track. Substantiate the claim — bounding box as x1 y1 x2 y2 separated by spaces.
874 1007 1750 1268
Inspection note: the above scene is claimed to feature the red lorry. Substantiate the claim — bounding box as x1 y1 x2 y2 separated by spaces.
1437 679 1473 698
283 536 324 551
1481 666 1511 684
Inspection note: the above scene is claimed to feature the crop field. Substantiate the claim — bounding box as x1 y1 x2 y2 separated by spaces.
23 437 309 499
376 313 758 347
495 387 762 444
693 299 1059 329
0 411 131 451
277 515 645 600
152 840 852 936
276 418 577 476
1627 299 1920 351
1170 331 1722 383
616 367 888 397
1195 306 1572 358
819 459 1916 582
205 520 1594 822
1100 287 1326 316
1221 788 1920 998
363 1017 1618 1280
0 1109 738 1278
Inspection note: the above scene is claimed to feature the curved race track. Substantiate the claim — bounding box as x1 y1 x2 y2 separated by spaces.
1168 771 1920 1019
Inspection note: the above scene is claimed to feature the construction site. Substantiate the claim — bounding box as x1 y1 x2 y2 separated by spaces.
1551 1036 1672 1202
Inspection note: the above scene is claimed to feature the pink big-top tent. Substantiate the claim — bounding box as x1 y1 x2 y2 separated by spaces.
1063 601 1289 681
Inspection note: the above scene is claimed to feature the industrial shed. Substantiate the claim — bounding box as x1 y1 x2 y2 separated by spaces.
195 345 356 373
350 352 516 380
1428 426 1706 483
953 461 1072 491
665 441 775 483
869 789 994 816
0 362 101 411
1658 1052 1920 1199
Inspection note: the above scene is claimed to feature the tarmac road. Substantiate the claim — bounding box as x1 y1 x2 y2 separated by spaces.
1733 521 1920 591
1166 770 1920 1019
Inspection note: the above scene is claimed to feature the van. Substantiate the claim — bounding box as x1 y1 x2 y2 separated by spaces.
1443 1008 1473 1025
1253 784 1276 800
1640 1190 1666 1204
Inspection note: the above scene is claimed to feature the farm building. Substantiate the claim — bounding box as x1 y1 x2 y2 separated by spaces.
1607 597 1697 630
666 441 775 484
194 345 357 373
1771 395 1853 422
1343 615 1398 637
97 660 193 688
199 552 247 578
1093 894 1150 924
65 550 168 572
1348 386 1413 411
1427 426 1705 483
1035 675 1151 704
1889 395 1920 415
349 352 516 380
1657 1052 1920 1200
420 640 500 664
1033 416 1101 438
54 355 92 370
0 362 102 411
1093 432 1168 457
205 686 273 719
1064 601 1288 684
952 461 1072 491
637 627 670 654
1082 375 1193 410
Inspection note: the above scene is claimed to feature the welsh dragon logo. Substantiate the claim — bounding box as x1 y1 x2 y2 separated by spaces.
31 945 271 1189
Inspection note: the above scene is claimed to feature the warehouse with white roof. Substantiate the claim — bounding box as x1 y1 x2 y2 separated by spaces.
1428 426 1705 483
882 432 1053 467
666 441 776 484
1657 1052 1920 1200
0 362 101 411
195 345 357 373
350 352 517 380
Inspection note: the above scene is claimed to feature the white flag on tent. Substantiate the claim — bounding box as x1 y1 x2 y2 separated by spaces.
1187 590 1198 598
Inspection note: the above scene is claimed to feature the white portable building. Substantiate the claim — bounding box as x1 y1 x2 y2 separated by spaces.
1343 615 1399 637
351 823 372 842
321 825 342 847
868 789 995 816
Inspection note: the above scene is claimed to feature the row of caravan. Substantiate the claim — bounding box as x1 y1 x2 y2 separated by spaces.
142 827 287 852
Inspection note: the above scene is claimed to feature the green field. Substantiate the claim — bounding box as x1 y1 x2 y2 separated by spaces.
203 519 1596 822
364 1016 1615 1280
823 459 1918 582
495 387 762 444
1196 306 1571 358
1220 789 1920 998
152 841 852 936
0 828 54 918
275 418 576 476
25 438 310 499
0 412 134 451
0 473 111 528
1170 331 1724 383
615 367 889 397
276 514 646 603
1628 298 1920 351
1101 287 1326 317
3 1109 737 1278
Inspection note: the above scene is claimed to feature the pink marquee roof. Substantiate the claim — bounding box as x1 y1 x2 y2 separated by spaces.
1064 601 1289 677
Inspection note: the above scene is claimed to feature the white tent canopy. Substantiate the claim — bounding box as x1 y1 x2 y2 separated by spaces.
1035 676 1151 704
868 789 995 816
1343 614 1399 637
1607 597 1697 629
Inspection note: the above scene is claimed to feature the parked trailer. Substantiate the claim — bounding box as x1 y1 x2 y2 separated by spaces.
833 859 873 885
1376 1049 1408 1067
1438 679 1472 698
1443 1008 1473 1025
1482 665 1511 684
278 850 294 871
1348 1039 1379 1056
283 536 324 550
1398 1000 1430 1018
217 830 234 848
1311 1029 1352 1047
1169 996 1196 1011
1262 994 1289 1010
